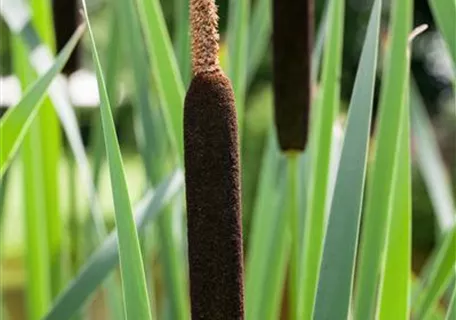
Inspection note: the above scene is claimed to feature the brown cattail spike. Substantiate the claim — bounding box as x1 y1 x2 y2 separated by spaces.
184 72 245 319
185 0 245 318
190 0 220 74
273 0 314 151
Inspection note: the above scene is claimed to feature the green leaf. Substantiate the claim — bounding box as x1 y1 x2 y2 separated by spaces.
90 11 123 188
0 25 84 177
0 172 7 218
413 227 456 319
174 0 191 86
245 129 285 320
312 5 329 83
299 0 345 318
84 12 126 320
246 0 271 87
44 171 184 320
260 166 291 320
136 0 185 160
81 2 151 318
428 0 456 68
447 285 456 320
354 0 413 316
410 82 455 233
12 34 51 320
113 0 163 182
227 0 250 130
31 0 63 297
115 0 189 317
378 81 412 320
314 1 381 318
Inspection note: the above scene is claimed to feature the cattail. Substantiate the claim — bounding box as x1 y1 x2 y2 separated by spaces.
184 0 245 319
273 0 314 151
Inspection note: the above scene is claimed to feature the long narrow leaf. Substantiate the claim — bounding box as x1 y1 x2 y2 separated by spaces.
414 227 456 318
81 3 151 318
113 0 161 183
44 171 184 320
299 0 345 318
314 1 381 318
114 0 189 317
378 81 412 319
428 0 456 67
447 285 456 320
261 167 291 320
13 35 51 320
410 82 455 233
136 0 185 159
174 0 191 86
245 130 283 320
30 0 62 297
227 0 250 130
137 2 189 317
0 25 84 177
90 11 123 188
246 0 271 87
354 0 413 316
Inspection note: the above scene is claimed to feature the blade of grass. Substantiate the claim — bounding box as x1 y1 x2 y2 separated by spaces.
354 0 413 316
0 0 108 241
84 14 126 317
113 0 161 182
261 165 291 320
428 0 456 67
227 0 250 130
21 126 50 320
19 19 107 241
311 4 329 83
81 2 151 318
119 1 189 319
246 0 271 87
0 25 84 177
447 285 456 320
30 0 63 297
90 10 122 188
141 224 158 320
174 0 191 86
245 129 282 320
413 227 456 319
12 35 51 320
410 81 455 233
299 0 344 318
314 1 381 318
136 0 185 159
378 81 412 320
44 171 184 320
0 173 7 218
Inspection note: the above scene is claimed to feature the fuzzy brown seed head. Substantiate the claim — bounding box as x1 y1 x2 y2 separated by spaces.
190 0 221 75
184 71 245 319
273 0 314 151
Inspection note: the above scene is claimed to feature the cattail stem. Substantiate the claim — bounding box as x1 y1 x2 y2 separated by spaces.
286 152 300 319
273 0 314 151
185 0 245 319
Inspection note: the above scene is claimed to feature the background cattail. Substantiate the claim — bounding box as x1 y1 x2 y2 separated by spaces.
184 0 245 319
273 0 314 151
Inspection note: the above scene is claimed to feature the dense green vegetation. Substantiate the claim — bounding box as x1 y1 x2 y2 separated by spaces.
0 0 455 319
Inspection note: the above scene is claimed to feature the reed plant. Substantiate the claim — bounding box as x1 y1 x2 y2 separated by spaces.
0 0 455 319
